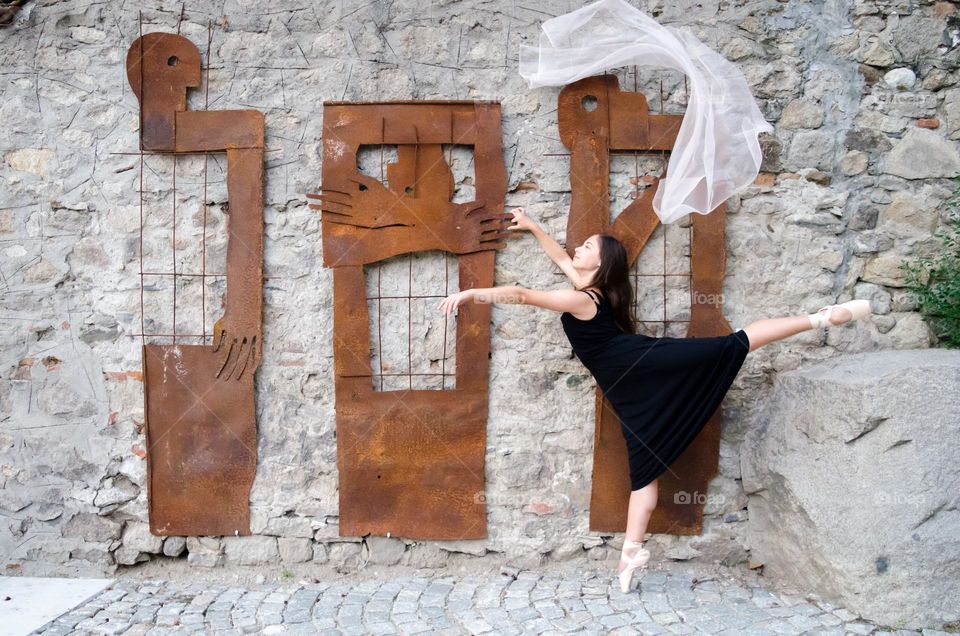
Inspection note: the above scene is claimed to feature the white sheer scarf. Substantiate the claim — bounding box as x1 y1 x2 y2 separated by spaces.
519 0 773 224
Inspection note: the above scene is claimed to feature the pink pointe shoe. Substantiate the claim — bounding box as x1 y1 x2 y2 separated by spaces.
617 539 650 593
808 299 871 329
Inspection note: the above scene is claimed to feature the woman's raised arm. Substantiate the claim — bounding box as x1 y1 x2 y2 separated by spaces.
507 207 586 288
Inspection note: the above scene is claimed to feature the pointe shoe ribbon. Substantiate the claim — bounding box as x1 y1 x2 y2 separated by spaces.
808 299 871 329
618 539 650 593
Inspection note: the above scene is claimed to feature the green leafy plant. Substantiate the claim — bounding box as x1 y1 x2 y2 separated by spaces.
899 175 960 348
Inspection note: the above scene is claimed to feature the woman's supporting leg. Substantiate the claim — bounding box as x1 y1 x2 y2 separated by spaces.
741 305 854 352
618 479 658 573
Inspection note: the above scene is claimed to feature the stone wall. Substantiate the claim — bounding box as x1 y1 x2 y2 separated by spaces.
1 0 956 577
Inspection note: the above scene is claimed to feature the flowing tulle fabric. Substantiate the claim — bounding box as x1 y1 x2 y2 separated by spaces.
518 0 774 224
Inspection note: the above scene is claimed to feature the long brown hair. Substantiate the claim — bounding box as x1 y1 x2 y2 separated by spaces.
578 233 635 334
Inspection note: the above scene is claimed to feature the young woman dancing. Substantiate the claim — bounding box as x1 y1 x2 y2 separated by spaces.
438 207 871 593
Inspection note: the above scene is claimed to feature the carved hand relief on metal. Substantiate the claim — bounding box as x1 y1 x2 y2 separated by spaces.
308 101 510 539
557 75 732 535
127 31 264 536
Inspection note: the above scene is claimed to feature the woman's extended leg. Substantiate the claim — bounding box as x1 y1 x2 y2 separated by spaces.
618 479 658 574
741 305 855 352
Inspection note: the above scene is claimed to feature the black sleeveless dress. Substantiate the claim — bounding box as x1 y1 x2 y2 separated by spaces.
560 288 751 491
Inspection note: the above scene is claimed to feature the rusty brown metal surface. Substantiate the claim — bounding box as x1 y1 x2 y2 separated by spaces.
557 75 732 535
142 344 257 535
127 31 265 536
309 101 510 539
126 32 201 152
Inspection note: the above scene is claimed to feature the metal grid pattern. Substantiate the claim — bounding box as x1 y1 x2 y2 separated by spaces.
365 249 459 391
113 19 223 345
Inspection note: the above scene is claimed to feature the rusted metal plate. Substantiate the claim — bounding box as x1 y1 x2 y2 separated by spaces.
142 344 257 536
557 75 732 535
175 110 265 152
127 32 265 536
126 32 201 152
310 101 509 539
310 102 510 267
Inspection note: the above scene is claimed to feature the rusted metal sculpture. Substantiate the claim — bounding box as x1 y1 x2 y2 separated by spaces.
557 74 733 534
127 32 264 536
308 101 510 539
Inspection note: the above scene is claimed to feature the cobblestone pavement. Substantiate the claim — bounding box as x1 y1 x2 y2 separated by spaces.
33 566 947 636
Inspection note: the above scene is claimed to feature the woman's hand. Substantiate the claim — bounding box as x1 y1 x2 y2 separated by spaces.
506 207 539 233
438 289 476 316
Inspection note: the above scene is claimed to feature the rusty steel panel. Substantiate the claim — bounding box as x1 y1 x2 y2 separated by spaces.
127 32 265 536
126 32 201 152
141 344 257 535
557 75 733 535
174 111 265 152
309 101 510 539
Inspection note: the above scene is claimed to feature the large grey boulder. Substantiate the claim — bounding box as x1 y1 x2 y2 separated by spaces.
741 349 960 629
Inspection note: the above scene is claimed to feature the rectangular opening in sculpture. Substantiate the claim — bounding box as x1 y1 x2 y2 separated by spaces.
365 250 459 391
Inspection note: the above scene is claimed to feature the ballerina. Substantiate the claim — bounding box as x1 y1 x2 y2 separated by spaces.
438 206 871 593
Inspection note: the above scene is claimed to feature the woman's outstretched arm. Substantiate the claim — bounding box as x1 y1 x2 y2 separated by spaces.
438 285 597 318
507 207 586 288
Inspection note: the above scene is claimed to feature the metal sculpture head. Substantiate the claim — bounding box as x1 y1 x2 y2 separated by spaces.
126 33 202 150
